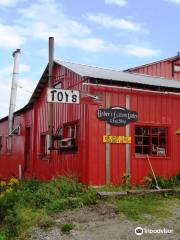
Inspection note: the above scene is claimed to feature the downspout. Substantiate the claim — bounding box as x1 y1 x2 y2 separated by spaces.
8 49 20 149
48 37 54 151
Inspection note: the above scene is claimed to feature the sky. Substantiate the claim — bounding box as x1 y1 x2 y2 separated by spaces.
0 0 180 118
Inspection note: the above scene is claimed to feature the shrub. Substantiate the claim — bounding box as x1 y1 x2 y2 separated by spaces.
0 192 21 239
20 178 41 193
4 210 21 239
143 172 180 189
0 192 17 224
60 223 75 233
46 199 69 213
0 231 5 240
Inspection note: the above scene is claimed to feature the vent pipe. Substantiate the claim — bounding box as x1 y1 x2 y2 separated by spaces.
8 49 20 136
48 37 54 150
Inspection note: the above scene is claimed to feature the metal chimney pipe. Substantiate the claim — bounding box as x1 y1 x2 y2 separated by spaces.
48 37 54 150
8 49 20 136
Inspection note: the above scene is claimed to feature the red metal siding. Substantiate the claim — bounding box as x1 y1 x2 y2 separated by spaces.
0 62 180 185
87 86 180 185
28 65 90 183
128 59 180 80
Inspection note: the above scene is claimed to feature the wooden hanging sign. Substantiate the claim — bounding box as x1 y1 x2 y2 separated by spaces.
97 107 138 126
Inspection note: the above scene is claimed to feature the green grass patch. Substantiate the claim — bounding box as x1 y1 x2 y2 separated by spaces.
111 195 179 223
60 223 75 233
37 215 54 229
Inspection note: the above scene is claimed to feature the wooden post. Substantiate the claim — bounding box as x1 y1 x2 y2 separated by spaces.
125 95 130 176
106 93 110 184
48 37 54 151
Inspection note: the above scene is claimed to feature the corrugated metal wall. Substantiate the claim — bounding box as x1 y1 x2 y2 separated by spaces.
87 86 180 185
128 59 180 80
30 64 90 183
1 62 180 185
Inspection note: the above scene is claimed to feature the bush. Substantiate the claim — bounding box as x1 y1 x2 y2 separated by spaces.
60 223 75 233
0 192 21 239
20 178 41 193
4 210 21 239
143 172 180 189
0 192 17 224
46 199 69 213
0 231 6 240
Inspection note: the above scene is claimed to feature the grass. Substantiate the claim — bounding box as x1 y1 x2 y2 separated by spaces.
0 177 97 239
60 223 75 233
0 174 179 239
109 194 180 224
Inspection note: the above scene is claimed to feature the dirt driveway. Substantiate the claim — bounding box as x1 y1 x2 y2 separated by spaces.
28 201 180 240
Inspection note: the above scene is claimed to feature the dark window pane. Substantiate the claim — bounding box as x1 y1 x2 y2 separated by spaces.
143 127 150 136
135 136 143 145
152 145 158 154
160 128 166 136
135 127 142 135
135 146 143 154
143 146 151 154
152 128 158 135
143 136 150 145
160 137 166 145
152 137 158 145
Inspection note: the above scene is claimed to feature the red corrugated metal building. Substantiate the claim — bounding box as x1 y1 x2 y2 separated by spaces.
0 56 180 185
126 53 180 80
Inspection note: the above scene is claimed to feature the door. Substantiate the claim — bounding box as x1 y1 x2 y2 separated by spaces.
24 127 31 172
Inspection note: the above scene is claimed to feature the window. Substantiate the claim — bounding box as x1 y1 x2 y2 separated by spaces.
135 126 167 156
40 134 49 157
58 122 78 151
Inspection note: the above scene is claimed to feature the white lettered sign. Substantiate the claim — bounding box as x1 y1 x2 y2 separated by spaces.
47 88 80 104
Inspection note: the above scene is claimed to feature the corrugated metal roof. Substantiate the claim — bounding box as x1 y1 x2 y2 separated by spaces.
1 59 180 123
124 55 179 72
56 60 180 89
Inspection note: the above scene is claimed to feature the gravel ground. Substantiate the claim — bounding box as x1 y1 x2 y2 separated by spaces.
27 201 180 240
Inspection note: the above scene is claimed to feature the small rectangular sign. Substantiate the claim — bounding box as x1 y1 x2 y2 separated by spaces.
47 88 80 104
103 135 131 144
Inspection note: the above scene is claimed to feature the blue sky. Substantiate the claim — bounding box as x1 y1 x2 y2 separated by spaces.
0 0 180 118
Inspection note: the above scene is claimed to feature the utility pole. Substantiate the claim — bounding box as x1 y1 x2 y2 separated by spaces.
48 37 54 150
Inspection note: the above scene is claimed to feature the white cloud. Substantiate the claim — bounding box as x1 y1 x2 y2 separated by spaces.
104 0 127 7
16 0 106 53
164 0 180 4
0 23 25 48
0 0 106 52
125 45 160 57
86 13 146 32
0 0 26 7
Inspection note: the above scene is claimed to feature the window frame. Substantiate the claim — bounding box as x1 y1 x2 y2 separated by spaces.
58 121 79 152
39 133 50 159
134 124 168 158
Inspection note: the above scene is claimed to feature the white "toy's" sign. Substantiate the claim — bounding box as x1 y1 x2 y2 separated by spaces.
47 88 80 104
